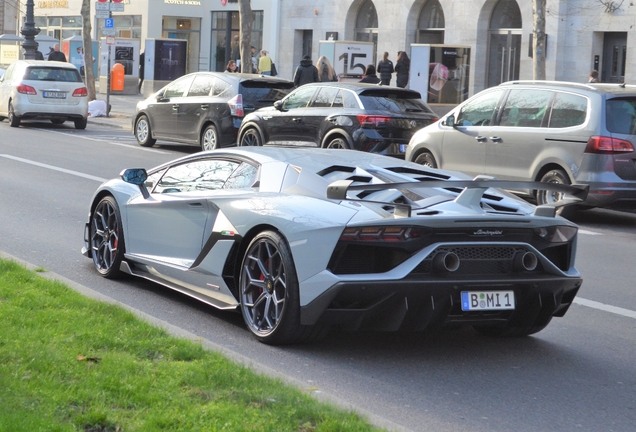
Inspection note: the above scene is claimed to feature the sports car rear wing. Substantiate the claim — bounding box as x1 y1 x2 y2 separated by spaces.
326 178 589 218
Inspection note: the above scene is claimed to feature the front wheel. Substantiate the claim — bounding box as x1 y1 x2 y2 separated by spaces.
414 151 438 168
8 101 20 127
325 137 350 149
135 115 156 147
201 124 218 151
239 127 262 146
90 196 126 279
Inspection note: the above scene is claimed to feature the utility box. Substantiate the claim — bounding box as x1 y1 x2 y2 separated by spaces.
410 44 471 105
141 38 188 96
318 40 375 82
99 38 140 95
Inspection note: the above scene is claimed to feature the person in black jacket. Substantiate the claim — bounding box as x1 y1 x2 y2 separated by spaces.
293 55 319 87
376 51 394 86
359 64 381 84
395 51 410 88
48 44 67 62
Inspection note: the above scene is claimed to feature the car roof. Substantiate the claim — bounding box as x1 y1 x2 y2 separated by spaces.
16 60 78 70
301 81 422 95
186 71 293 84
500 80 636 96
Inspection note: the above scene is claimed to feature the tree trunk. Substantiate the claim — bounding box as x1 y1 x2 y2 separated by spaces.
532 0 547 80
238 0 255 73
81 0 96 101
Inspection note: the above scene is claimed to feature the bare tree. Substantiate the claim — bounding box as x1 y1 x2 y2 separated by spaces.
238 0 255 73
532 0 546 80
81 0 96 101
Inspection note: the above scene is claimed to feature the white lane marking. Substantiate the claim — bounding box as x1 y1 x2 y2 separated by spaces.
1 154 107 182
574 297 636 320
43 129 170 154
578 229 602 236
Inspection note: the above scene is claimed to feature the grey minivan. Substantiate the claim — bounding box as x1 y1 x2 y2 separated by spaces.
406 80 636 213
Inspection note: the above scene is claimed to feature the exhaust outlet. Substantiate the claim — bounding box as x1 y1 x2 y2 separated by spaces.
514 251 538 271
434 252 460 273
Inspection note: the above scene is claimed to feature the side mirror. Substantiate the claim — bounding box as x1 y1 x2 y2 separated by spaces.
274 100 284 111
120 168 150 199
444 115 456 127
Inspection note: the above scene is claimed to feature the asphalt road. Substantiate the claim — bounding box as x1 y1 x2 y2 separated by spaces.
1 122 635 432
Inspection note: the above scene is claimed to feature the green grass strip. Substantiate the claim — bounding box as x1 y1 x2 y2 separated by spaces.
0 259 382 432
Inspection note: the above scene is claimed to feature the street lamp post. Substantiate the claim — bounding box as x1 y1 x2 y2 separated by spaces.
21 0 41 60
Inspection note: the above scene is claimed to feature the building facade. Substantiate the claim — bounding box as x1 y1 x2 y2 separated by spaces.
10 0 636 100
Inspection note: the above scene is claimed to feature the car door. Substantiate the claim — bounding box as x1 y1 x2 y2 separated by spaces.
440 89 505 177
124 158 241 264
0 63 17 116
304 86 340 147
150 75 194 140
177 74 216 144
266 85 316 145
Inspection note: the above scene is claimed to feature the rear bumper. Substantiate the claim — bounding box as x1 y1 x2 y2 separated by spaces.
352 129 412 157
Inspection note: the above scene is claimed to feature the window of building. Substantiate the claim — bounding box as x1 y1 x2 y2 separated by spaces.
162 17 201 74
487 0 522 88
211 11 263 72
34 15 82 42
418 0 445 44
355 0 378 61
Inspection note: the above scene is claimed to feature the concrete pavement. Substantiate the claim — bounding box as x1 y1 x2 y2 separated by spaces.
87 90 145 131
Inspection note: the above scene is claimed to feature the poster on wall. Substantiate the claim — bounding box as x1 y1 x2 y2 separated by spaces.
99 38 140 77
318 40 374 82
153 39 187 81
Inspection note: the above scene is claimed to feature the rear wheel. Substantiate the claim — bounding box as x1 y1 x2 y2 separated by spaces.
240 127 262 146
90 196 126 279
8 101 20 127
135 114 156 147
51 119 65 125
201 124 218 151
536 169 577 217
74 118 87 130
414 151 437 168
325 137 350 149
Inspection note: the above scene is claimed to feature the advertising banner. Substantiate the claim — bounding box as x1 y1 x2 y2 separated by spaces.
153 39 187 81
319 40 374 82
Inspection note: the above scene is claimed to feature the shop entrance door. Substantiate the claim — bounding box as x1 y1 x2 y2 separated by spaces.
602 32 627 83
487 31 521 87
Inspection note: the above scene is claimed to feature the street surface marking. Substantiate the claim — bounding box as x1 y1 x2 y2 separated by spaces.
42 128 170 153
0 154 107 182
574 297 636 320
578 229 602 236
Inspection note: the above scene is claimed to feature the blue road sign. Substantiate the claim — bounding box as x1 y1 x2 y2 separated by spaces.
105 18 114 28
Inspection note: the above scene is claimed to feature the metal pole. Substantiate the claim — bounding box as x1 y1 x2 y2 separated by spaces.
21 0 40 60
106 0 112 117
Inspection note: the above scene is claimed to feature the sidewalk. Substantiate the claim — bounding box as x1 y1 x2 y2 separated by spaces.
87 87 145 130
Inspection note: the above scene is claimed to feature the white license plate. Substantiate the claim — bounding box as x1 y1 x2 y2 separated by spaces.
43 91 66 99
461 291 515 311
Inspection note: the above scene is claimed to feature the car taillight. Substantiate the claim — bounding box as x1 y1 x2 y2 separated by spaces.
585 136 634 153
339 226 424 242
228 94 244 117
357 114 392 127
17 84 37 95
72 87 88 97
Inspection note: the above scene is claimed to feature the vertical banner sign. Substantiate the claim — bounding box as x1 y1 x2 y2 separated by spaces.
154 40 187 81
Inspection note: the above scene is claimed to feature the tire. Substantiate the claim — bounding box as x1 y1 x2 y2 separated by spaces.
473 318 552 337
325 137 350 149
8 101 20 127
201 124 219 151
135 115 156 147
74 118 87 130
239 127 262 146
239 231 323 345
536 169 576 217
414 151 438 168
51 119 65 125
89 196 126 279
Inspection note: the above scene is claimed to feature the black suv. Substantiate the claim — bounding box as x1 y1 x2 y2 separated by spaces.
236 82 438 157
133 72 294 150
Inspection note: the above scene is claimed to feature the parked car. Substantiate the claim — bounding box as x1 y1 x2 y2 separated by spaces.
237 82 438 157
81 146 587 345
406 80 636 213
132 72 294 150
0 60 88 129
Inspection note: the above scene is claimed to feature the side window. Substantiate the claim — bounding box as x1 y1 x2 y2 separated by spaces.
144 169 166 192
154 159 239 193
549 93 588 128
332 90 344 108
212 78 231 96
188 75 214 97
342 90 360 109
224 163 258 189
3 63 16 81
283 86 315 110
311 87 339 108
499 89 552 127
456 90 503 127
606 98 636 134
163 76 194 99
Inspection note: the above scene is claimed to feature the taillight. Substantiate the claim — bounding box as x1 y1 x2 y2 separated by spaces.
17 84 37 95
339 226 424 242
228 94 244 117
72 87 88 97
585 136 634 153
357 114 392 127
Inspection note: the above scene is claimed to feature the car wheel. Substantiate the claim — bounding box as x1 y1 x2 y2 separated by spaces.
536 169 577 217
8 101 20 127
51 119 65 125
414 151 438 168
135 115 156 147
201 124 218 151
326 137 350 149
239 231 324 345
74 118 87 130
473 318 552 337
90 196 126 279
240 127 262 146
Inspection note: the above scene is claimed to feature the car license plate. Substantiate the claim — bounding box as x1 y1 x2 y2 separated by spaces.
43 91 66 99
461 291 515 311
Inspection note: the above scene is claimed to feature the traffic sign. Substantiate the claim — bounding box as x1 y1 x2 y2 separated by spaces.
110 3 124 12
95 2 109 11
97 0 107 2
96 10 109 19
112 0 123 2
105 18 114 28
102 28 116 36
106 36 116 45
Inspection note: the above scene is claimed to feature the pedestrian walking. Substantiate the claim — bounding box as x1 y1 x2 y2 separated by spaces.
258 50 273 75
48 44 67 62
395 51 410 88
293 55 319 86
316 56 337 82
376 51 394 86
359 64 381 84
138 51 145 93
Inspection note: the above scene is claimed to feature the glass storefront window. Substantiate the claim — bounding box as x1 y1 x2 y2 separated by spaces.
62 17 81 28
163 16 202 74
211 11 263 72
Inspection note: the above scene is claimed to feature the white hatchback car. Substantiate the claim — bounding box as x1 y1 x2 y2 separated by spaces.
0 60 88 129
